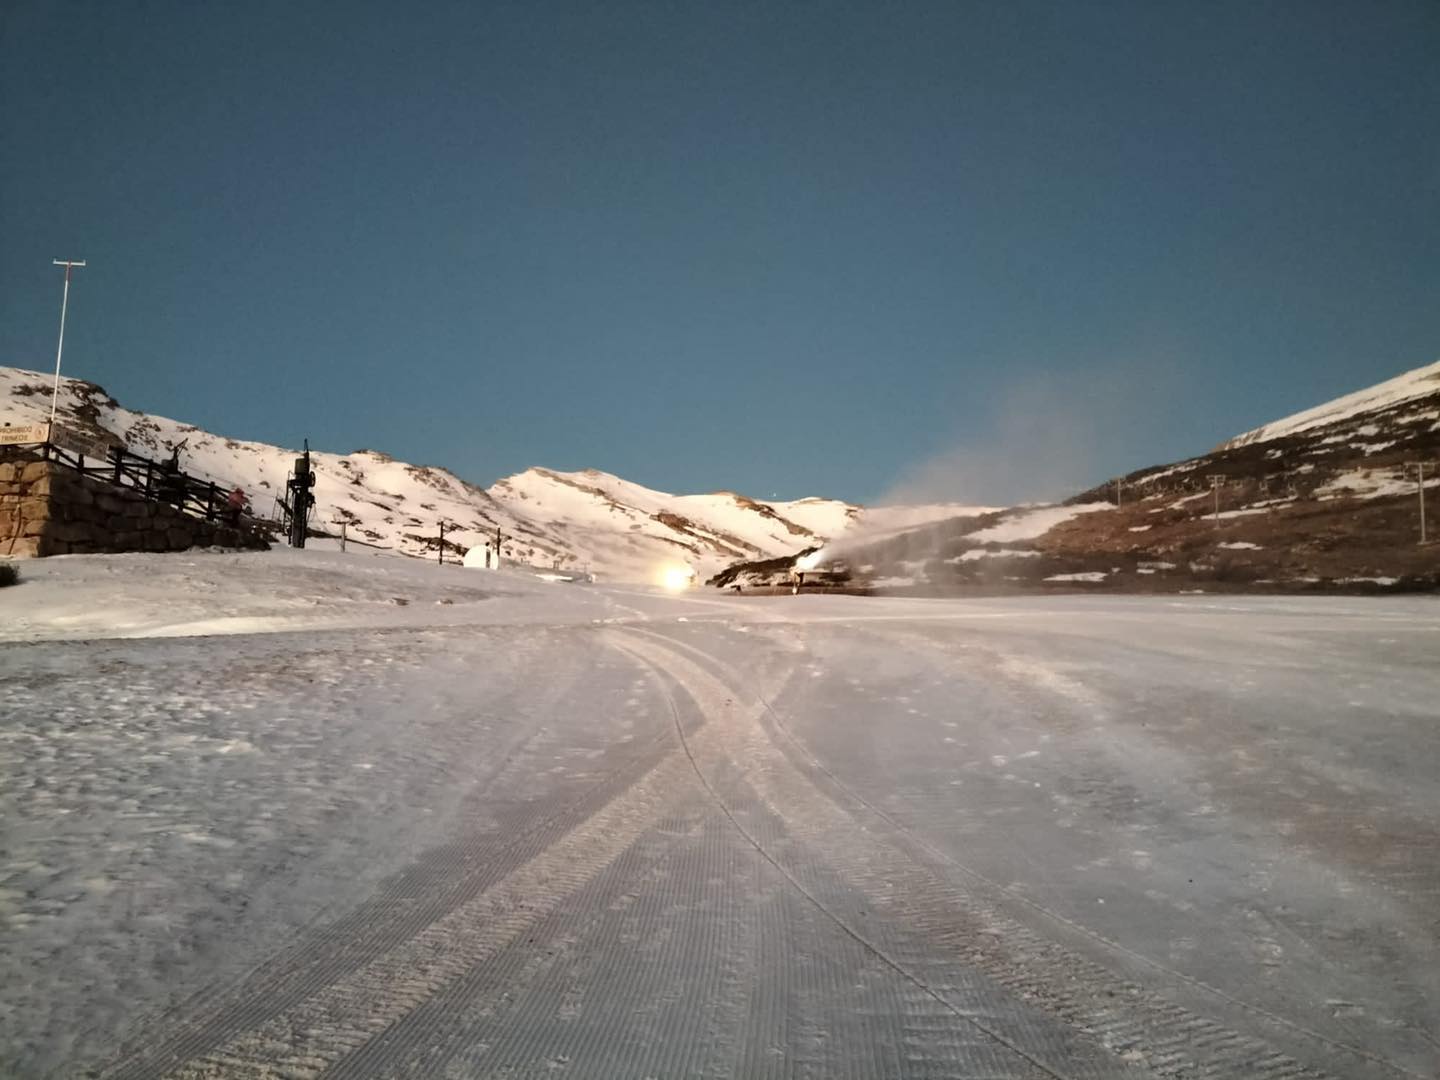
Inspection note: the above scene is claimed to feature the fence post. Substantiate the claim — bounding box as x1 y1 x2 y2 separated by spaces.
111 447 122 485
206 481 218 520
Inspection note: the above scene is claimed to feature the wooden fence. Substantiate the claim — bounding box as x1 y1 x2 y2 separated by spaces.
3 440 245 526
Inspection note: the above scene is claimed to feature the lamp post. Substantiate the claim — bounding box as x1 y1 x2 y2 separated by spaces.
49 259 87 429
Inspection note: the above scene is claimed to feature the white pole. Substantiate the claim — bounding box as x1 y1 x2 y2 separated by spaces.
49 259 86 429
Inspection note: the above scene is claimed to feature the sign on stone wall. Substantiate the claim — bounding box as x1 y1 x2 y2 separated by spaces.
49 425 115 460
0 422 50 446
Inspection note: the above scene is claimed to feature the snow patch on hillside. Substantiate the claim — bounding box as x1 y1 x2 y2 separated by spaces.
949 547 1040 561
1315 468 1434 501
967 503 1109 543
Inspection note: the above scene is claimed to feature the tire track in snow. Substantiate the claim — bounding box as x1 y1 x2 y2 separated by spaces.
159 745 696 1078
616 626 1372 1080
128 632 790 1080
611 631 1103 1080
381 672 791 1079
92 662 577 1074
731 854 790 1080
321 811 712 1078
773 620 1427 1080
94 636 682 1080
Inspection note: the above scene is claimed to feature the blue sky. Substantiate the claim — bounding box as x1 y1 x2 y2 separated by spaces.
2 1 1436 503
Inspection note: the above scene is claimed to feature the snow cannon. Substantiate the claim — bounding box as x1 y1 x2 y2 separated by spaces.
787 547 854 594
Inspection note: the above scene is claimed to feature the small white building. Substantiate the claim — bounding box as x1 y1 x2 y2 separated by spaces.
462 543 500 570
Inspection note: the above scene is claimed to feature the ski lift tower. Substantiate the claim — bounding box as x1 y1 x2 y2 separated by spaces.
283 440 317 548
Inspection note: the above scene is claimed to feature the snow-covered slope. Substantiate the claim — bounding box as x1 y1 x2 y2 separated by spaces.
1106 357 1440 515
717 357 1440 594
1 366 969 580
1221 359 1440 449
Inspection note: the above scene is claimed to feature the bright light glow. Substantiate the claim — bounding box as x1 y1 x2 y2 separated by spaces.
658 564 694 592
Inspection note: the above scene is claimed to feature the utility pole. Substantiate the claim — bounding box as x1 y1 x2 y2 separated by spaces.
438 520 447 565
1417 462 1429 545
49 259 87 429
1208 474 1226 526
1114 478 1123 508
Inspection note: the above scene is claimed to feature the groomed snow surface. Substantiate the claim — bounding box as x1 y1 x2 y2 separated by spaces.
3 549 1438 1079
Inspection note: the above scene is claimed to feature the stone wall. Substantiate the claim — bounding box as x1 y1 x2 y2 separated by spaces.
0 457 268 558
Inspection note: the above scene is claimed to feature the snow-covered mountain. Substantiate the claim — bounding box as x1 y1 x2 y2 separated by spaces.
1 366 976 580
719 357 1440 594
1092 357 1440 509
1219 359 1440 450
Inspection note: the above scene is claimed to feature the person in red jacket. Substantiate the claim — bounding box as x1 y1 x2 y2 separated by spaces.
225 486 247 526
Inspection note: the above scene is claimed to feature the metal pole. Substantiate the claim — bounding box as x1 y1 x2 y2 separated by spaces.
438 521 445 565
1420 462 1428 545
340 519 347 552
49 259 86 429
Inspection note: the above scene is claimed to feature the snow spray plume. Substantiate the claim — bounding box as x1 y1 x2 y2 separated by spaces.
827 357 1195 566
